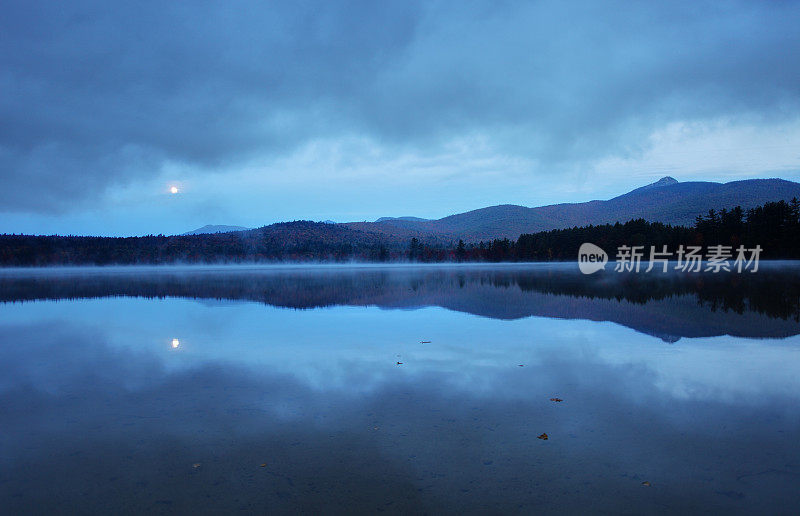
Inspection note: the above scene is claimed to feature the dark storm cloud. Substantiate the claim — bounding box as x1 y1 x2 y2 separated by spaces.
1 0 423 211
2 0 799 212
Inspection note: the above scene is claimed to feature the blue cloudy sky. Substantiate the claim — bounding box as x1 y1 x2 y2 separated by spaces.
2 0 800 236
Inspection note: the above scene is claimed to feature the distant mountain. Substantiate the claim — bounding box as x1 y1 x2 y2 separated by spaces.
343 177 800 241
182 225 250 236
6 186 800 265
169 178 800 244
375 216 430 223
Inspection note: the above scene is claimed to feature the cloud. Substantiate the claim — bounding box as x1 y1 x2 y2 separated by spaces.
2 0 799 214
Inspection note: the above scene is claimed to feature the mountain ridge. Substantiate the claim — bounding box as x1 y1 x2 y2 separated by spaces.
340 177 800 241
183 177 800 243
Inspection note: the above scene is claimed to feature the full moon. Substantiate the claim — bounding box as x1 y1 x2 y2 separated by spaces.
170 186 179 194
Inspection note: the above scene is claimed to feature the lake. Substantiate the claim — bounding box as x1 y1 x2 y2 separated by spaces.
1 263 799 514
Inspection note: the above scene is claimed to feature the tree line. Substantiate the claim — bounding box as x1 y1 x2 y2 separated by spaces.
2 200 800 266
437 199 800 262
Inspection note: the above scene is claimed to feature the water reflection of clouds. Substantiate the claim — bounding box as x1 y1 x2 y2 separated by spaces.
3 266 800 512
4 298 800 405
1 319 799 513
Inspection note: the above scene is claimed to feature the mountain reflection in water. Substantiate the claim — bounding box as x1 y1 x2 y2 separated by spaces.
1 263 799 514
2 262 799 341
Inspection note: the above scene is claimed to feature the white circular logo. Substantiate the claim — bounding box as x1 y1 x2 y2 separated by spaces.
578 243 608 274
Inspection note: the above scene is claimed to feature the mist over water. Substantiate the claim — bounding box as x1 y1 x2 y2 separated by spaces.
1 264 799 513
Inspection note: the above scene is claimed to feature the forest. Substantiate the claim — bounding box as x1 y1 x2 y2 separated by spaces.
1 199 799 266
459 198 800 262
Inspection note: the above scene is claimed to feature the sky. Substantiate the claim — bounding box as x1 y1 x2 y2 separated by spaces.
2 0 800 236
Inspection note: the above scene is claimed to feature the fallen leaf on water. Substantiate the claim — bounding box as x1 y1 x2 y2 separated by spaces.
641 481 651 487
537 433 548 440
550 398 563 402
192 463 201 469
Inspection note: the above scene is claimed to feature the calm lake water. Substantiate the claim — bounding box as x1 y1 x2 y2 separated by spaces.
1 263 799 514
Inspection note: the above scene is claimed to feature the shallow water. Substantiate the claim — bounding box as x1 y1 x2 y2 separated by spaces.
1 263 799 514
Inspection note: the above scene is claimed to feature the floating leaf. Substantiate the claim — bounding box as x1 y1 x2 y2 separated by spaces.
537 433 548 440
550 398 563 402
641 481 651 487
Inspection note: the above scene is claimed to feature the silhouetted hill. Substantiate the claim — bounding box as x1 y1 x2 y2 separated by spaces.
182 225 251 235
344 177 800 241
248 220 394 248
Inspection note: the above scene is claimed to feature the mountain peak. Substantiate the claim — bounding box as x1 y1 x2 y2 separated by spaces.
647 176 679 188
